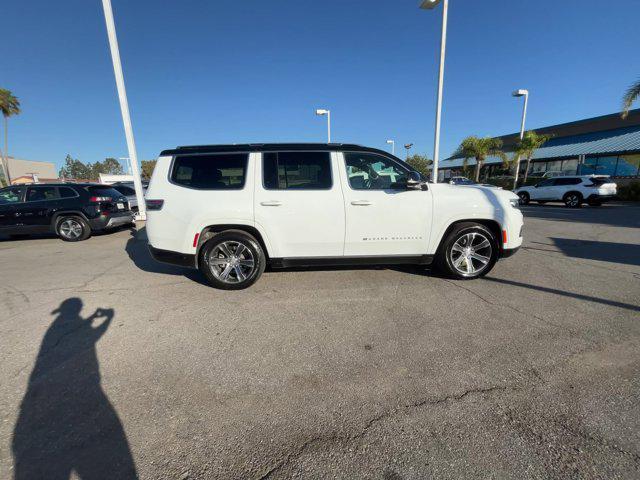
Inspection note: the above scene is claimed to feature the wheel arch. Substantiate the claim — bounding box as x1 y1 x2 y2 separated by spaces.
435 219 503 254
51 210 91 231
195 224 271 267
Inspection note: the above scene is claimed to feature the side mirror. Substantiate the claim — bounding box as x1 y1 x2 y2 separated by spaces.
406 171 428 190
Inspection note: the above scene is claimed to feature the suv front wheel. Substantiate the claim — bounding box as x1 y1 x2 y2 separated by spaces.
563 192 582 208
198 231 266 290
435 223 499 279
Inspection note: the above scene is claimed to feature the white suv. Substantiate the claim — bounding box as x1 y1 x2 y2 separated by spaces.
515 175 617 208
145 144 524 289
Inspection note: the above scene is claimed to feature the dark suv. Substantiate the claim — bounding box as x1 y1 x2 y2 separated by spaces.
0 183 134 241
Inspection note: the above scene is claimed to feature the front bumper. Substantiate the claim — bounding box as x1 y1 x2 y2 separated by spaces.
148 245 196 268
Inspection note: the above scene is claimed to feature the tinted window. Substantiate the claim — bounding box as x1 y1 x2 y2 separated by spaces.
553 178 581 186
26 187 59 202
86 186 126 198
589 177 610 186
59 187 78 198
263 152 332 190
344 152 408 190
171 153 247 189
113 185 135 195
536 179 554 187
0 187 24 204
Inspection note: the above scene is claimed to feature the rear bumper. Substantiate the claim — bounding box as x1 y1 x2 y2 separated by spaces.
587 194 615 202
148 245 196 268
88 211 134 230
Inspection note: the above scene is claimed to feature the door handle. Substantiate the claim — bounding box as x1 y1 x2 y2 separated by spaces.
351 200 373 206
260 201 283 207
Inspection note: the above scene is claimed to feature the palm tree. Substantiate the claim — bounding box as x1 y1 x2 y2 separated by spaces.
515 131 552 184
622 78 640 119
0 89 21 184
455 136 507 182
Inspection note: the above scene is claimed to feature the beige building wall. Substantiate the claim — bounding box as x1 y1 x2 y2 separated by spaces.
6 157 58 183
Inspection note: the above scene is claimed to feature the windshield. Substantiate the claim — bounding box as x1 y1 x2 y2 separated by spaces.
0 187 24 204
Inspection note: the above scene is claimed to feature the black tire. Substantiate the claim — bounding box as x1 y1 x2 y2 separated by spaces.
55 215 91 242
198 231 266 290
434 222 499 280
517 192 530 205
563 192 582 208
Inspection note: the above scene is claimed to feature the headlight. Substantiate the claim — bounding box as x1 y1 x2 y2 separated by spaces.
509 198 520 209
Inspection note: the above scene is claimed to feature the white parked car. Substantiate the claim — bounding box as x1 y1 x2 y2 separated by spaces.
515 175 617 208
145 144 524 289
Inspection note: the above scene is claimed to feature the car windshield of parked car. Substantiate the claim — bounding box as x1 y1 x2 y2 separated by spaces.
0 187 24 204
454 178 475 185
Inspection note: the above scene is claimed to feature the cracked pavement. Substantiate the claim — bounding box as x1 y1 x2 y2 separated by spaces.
1 203 639 479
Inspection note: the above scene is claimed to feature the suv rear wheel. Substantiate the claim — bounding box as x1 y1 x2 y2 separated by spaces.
55 216 91 242
563 192 582 208
435 222 498 279
517 191 530 205
198 231 266 290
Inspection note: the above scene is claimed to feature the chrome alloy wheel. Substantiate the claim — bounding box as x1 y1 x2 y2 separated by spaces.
208 241 256 284
59 219 83 240
449 232 492 276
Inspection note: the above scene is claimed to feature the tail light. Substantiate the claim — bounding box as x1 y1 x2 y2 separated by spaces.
146 199 164 211
89 196 112 202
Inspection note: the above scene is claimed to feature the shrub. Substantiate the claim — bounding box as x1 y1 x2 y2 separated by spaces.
618 181 640 201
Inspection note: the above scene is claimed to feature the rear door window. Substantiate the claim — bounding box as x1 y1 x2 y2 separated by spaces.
26 186 60 202
171 153 248 190
263 152 332 190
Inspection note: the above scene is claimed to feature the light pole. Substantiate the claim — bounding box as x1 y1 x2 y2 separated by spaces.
512 89 529 190
101 0 146 219
420 0 448 183
404 143 414 160
119 157 132 175
386 139 395 155
315 109 331 143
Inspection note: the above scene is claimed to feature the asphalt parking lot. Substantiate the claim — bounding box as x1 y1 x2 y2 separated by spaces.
1 203 639 479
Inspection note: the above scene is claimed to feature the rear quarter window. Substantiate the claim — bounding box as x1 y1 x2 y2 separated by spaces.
171 153 248 190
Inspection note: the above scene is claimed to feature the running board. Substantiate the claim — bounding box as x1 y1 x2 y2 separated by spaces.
269 255 433 269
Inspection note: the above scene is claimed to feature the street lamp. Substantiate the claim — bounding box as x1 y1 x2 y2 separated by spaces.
404 143 414 159
386 139 395 155
315 109 331 143
101 0 146 218
512 89 529 190
119 157 132 175
420 0 448 183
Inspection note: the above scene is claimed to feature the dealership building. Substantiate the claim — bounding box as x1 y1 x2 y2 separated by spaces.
439 108 640 182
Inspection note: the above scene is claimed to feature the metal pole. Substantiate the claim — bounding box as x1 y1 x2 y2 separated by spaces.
327 111 331 143
391 141 395 156
432 0 448 183
101 0 146 219
512 92 528 190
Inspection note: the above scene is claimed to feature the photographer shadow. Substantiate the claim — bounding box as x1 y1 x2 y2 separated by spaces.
12 298 138 479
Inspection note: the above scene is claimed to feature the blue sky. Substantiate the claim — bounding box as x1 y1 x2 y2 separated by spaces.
2 0 639 170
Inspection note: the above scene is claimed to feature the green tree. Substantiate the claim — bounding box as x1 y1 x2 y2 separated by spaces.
91 157 124 178
454 136 507 182
141 159 157 179
622 78 640 119
515 131 553 184
0 89 21 184
406 154 432 178
58 154 92 180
